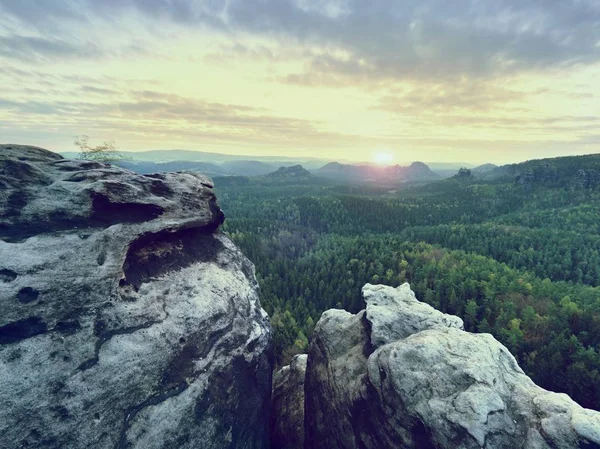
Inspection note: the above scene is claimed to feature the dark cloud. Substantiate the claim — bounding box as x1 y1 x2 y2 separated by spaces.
225 0 600 80
2 0 599 78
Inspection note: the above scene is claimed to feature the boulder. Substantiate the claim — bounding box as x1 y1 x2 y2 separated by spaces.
0 145 272 449
303 283 600 449
270 354 307 449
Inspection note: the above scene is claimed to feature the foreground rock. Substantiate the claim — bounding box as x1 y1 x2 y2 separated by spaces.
270 354 307 449
0 145 272 449
302 283 600 449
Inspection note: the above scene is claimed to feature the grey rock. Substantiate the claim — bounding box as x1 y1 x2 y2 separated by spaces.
304 283 600 449
270 354 307 449
0 145 272 449
364 283 463 347
572 169 600 190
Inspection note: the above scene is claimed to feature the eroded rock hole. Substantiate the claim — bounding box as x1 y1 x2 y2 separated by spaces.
90 192 164 224
17 287 39 303
121 228 225 291
0 269 17 283
0 317 47 344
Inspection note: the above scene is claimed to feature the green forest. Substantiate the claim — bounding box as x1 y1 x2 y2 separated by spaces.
215 158 600 411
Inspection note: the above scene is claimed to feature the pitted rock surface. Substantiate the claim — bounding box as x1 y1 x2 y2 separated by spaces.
0 145 272 449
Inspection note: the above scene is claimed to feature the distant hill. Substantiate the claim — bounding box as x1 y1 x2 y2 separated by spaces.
428 162 476 179
221 160 276 176
315 161 440 184
426 162 476 170
472 163 498 176
116 160 228 177
60 149 332 170
115 159 292 177
267 165 311 179
482 153 600 189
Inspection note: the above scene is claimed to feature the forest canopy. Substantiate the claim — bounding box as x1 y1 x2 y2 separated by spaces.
215 157 600 411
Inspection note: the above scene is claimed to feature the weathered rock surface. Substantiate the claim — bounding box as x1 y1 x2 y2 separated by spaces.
270 354 307 449
302 283 600 449
0 145 272 449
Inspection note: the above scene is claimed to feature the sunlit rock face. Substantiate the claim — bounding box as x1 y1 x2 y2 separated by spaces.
0 145 272 449
299 283 600 449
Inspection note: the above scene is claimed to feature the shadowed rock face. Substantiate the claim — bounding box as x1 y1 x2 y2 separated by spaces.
270 354 307 449
294 283 600 449
0 145 272 449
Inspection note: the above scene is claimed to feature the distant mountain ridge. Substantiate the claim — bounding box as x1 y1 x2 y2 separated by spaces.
60 149 331 170
315 161 440 184
106 156 445 185
59 149 484 179
482 153 600 189
67 148 600 188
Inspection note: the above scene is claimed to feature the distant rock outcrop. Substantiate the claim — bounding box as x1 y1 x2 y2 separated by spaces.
316 161 439 184
455 167 473 179
267 165 311 179
275 283 600 449
0 145 272 449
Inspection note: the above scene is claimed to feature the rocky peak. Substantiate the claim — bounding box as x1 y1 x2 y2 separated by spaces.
320 162 345 170
409 161 430 170
267 165 311 178
456 167 473 179
274 283 600 449
0 145 272 449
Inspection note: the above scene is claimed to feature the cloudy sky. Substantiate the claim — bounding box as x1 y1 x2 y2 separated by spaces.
1 0 599 164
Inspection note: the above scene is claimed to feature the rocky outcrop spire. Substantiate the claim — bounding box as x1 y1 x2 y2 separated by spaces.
0 145 272 449
276 283 600 449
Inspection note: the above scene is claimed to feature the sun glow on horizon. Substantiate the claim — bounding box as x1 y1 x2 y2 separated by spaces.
373 152 395 165
0 1 599 164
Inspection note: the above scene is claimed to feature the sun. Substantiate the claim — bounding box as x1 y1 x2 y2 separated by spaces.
373 152 394 165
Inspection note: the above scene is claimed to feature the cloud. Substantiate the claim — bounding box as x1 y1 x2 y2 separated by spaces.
3 0 600 78
80 85 120 96
0 0 83 28
0 89 338 145
375 80 526 113
0 35 102 61
226 0 600 81
0 0 599 163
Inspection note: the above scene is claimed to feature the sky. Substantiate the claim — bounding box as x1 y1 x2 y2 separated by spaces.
1 0 599 165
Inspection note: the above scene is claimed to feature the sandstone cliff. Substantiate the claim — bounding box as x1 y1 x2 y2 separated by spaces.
275 283 600 449
0 145 272 449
